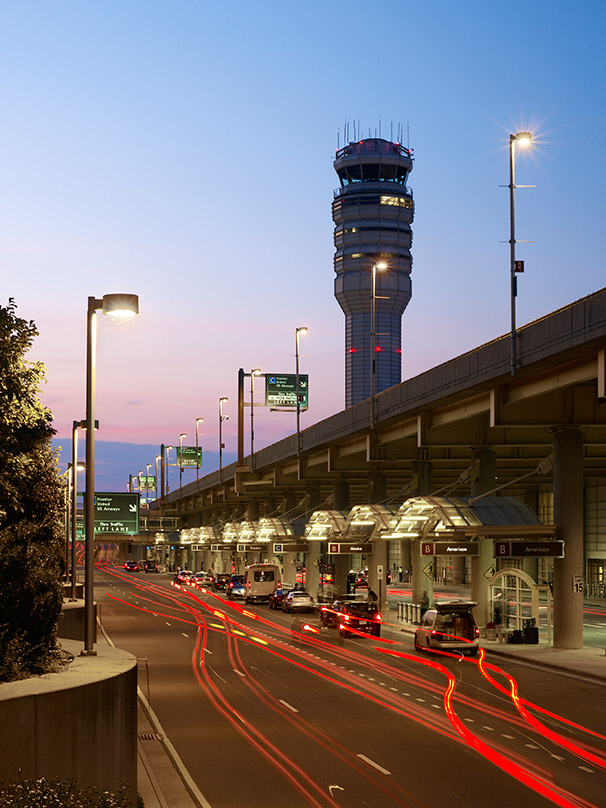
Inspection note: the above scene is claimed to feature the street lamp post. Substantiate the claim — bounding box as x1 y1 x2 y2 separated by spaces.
295 327 308 454
250 369 262 470
84 293 139 655
508 131 532 375
370 262 388 427
155 454 161 501
179 433 187 490
195 418 204 491
165 445 174 494
219 397 229 482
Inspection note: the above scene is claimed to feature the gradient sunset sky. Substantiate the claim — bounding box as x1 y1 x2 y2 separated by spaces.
2 1 605 489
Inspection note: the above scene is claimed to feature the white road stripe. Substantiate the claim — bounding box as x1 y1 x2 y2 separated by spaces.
357 754 391 775
524 743 539 749
182 633 189 638
279 700 299 713
233 669 246 677
502 734 515 739
551 754 565 761
578 766 594 773
166 622 171 626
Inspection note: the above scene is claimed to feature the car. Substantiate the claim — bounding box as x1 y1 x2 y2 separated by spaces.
123 560 139 572
227 574 245 599
212 573 232 592
173 569 194 584
282 590 314 613
268 586 293 610
143 560 158 573
193 571 214 586
414 601 480 656
320 598 382 637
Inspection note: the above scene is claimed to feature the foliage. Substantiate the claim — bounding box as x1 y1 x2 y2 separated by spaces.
0 299 65 681
0 777 138 807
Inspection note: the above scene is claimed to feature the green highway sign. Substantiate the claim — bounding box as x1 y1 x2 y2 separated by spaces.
265 373 309 408
177 447 202 468
94 493 139 535
139 475 156 491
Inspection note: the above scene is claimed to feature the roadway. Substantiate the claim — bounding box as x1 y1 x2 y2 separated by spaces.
96 565 606 808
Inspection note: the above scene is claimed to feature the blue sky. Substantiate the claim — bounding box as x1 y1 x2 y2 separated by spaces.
2 1 605 490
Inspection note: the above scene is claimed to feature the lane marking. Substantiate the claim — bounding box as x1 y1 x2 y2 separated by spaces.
502 734 515 739
209 668 226 683
578 766 594 773
182 633 189 638
464 718 475 723
524 743 539 749
357 754 391 776
482 726 495 732
550 755 565 762
165 622 171 626
204 649 213 654
415 698 426 703
233 669 246 677
279 700 299 713
390 687 398 692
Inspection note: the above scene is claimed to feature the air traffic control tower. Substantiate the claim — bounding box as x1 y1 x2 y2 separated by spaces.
333 138 414 407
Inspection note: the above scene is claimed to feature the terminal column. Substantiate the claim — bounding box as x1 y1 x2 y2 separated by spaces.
470 448 496 630
368 472 387 609
553 428 584 649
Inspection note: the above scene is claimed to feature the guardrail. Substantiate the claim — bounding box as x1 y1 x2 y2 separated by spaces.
586 582 606 598
397 601 421 624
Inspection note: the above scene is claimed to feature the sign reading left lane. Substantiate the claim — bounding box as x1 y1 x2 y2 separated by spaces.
94 492 139 534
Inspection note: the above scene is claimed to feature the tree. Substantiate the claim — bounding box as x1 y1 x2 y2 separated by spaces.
0 299 65 681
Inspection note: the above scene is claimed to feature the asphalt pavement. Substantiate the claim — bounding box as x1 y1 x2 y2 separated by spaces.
127 587 606 808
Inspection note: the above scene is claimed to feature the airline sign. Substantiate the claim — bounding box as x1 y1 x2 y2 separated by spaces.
328 543 373 554
495 541 564 558
421 542 479 556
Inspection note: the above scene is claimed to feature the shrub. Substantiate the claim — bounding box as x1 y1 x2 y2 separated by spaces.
0 300 65 681
0 776 138 807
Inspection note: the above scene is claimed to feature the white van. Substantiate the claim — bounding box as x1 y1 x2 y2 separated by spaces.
244 564 281 604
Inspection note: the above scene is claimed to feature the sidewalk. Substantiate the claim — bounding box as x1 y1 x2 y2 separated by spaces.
382 587 606 685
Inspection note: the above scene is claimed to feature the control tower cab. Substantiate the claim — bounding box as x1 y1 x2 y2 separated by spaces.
333 138 414 408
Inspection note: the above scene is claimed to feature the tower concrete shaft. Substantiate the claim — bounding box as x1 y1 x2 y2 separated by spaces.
333 137 414 407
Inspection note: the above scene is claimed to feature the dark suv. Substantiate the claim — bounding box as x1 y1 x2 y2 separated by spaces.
212 573 231 592
320 598 382 637
143 560 158 573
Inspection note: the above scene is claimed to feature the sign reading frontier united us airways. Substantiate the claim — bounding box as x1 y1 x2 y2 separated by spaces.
265 374 309 409
94 493 139 535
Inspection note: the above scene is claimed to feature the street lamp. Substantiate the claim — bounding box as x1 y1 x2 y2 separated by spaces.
371 262 388 427
195 417 204 490
84 293 139 655
508 131 533 375
179 433 187 490
165 445 174 493
250 369 262 470
295 327 308 454
219 397 229 482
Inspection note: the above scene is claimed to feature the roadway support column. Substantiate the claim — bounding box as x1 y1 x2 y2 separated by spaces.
553 428 584 649
332 481 350 596
281 492 298 585
411 461 434 611
470 448 496 631
304 486 322 599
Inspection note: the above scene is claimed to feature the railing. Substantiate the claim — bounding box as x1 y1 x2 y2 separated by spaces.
397 601 421 624
333 184 413 198
586 582 606 598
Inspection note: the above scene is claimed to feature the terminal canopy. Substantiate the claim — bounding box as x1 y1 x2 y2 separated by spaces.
257 517 295 543
343 504 395 539
384 496 543 540
304 510 348 541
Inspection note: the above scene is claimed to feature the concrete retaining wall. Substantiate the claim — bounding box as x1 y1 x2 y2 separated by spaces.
0 639 137 804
